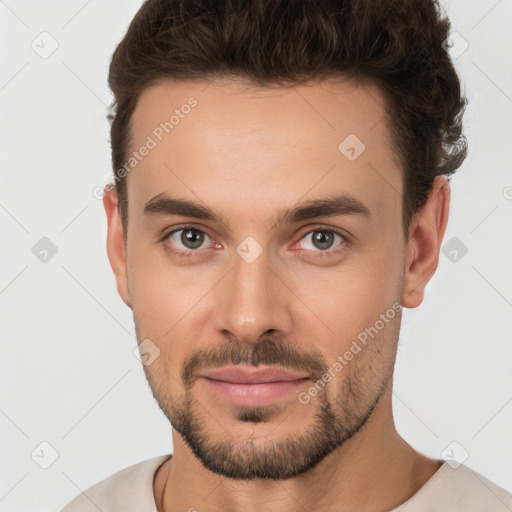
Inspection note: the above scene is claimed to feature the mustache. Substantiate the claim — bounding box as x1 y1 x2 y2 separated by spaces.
181 337 328 388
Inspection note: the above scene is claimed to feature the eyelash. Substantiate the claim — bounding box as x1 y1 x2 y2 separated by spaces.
159 224 350 260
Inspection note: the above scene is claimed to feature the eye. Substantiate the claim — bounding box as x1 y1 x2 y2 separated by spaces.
293 228 348 258
162 226 219 258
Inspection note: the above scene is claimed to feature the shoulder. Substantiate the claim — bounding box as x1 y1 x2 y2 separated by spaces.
60 454 172 512
393 462 512 512
445 463 512 510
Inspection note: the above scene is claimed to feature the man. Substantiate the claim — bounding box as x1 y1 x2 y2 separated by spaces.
62 0 512 511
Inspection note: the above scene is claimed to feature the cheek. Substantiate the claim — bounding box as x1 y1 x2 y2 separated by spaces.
128 242 202 310
293 254 400 320
127 249 221 361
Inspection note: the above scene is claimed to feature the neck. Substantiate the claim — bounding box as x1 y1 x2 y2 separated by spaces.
154 383 442 512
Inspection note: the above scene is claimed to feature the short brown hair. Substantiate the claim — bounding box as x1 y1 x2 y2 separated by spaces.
108 0 468 243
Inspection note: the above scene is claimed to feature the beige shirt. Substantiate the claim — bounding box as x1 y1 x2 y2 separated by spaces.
61 454 512 512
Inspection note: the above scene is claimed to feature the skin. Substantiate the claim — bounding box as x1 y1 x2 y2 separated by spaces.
103 77 450 512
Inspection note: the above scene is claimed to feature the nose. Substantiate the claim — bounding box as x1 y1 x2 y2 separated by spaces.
211 247 292 344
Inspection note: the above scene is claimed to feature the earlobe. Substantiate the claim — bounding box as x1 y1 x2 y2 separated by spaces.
401 176 451 309
103 186 132 309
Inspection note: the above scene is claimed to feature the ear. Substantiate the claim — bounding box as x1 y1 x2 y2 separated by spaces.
402 175 451 309
103 186 132 309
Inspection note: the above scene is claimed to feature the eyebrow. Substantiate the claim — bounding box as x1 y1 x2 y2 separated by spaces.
143 192 371 231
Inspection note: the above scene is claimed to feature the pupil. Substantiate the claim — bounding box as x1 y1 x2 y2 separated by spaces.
182 229 204 249
313 230 334 250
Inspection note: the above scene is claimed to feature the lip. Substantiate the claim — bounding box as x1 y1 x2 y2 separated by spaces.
201 365 309 384
200 365 310 407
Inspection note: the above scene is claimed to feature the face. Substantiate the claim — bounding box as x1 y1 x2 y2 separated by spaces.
109 77 410 479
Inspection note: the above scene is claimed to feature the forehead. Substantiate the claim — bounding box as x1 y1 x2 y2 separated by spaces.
125 77 402 229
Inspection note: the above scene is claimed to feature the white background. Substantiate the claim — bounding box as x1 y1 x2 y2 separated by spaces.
0 1 511 510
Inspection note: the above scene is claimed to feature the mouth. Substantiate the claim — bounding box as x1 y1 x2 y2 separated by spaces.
200 365 310 406
201 365 309 383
